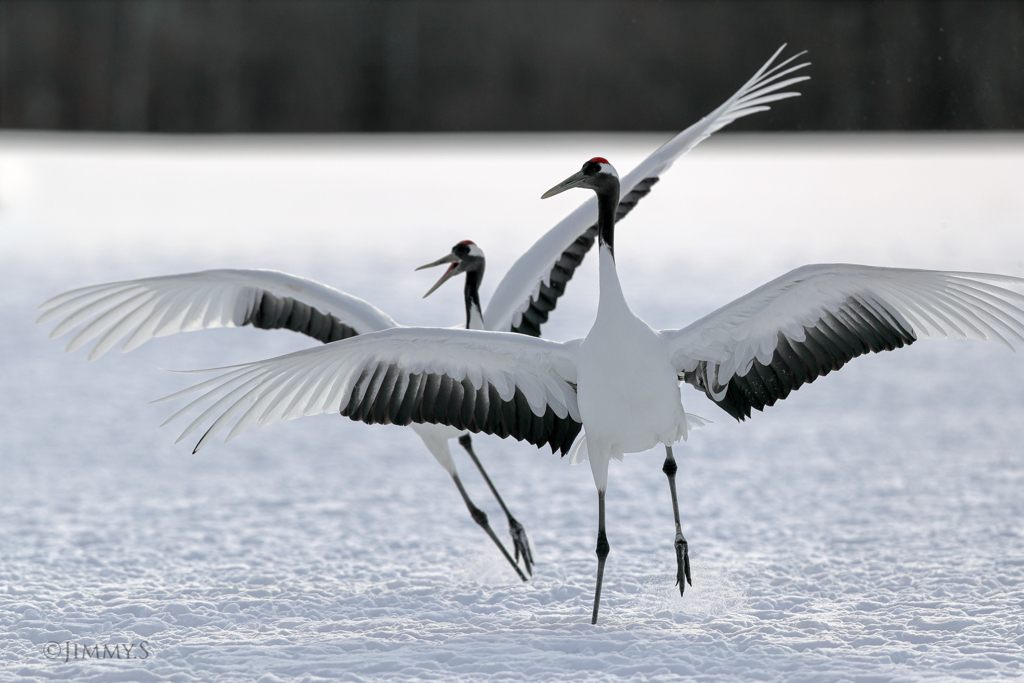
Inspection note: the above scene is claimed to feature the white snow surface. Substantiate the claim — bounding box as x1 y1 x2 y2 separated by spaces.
3 132 1024 681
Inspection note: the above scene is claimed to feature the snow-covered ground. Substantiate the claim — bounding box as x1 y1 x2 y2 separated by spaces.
2 132 1024 681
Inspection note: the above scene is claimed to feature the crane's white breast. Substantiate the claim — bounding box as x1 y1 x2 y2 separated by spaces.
576 313 686 458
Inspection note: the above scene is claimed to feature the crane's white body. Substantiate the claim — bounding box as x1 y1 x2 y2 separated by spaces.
576 248 688 490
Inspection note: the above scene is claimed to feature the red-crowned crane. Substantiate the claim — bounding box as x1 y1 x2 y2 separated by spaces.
39 47 811 596
151 152 1024 623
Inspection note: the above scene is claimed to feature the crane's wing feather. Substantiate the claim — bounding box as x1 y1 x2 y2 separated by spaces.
662 265 1024 420
485 44 810 336
38 269 400 360
157 328 583 455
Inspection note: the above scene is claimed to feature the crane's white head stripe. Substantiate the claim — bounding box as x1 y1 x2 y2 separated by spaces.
454 240 485 260
584 158 618 178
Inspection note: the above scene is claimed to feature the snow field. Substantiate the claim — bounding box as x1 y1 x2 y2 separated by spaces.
2 133 1024 681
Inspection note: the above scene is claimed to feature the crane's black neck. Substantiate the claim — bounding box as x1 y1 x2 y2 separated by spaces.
596 180 621 259
463 267 484 329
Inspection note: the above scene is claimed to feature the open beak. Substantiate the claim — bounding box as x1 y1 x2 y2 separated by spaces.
416 252 463 298
541 170 588 199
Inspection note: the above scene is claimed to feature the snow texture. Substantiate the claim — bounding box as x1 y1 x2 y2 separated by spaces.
2 133 1024 681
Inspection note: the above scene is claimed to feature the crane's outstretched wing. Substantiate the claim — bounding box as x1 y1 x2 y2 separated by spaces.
485 44 810 336
661 265 1024 420
157 328 583 455
38 269 400 360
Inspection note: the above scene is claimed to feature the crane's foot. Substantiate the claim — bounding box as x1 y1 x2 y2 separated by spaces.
508 517 534 576
674 533 691 596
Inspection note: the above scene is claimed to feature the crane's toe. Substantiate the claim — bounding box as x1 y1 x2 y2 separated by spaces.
674 535 692 595
508 517 533 576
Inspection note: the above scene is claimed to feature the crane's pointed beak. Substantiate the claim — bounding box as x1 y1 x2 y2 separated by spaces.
542 170 588 199
416 252 463 298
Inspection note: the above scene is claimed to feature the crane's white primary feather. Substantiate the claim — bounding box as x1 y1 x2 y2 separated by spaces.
157 327 583 452
484 44 810 334
37 269 400 360
663 265 1024 407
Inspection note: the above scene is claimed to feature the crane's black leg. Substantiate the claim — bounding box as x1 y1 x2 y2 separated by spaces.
662 446 691 594
459 434 533 575
451 473 528 582
591 488 609 624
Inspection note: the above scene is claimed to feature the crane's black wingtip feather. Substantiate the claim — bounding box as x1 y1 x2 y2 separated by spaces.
340 362 582 453
683 295 917 420
246 290 360 343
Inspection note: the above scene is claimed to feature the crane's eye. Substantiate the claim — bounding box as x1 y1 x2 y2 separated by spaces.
584 160 602 175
